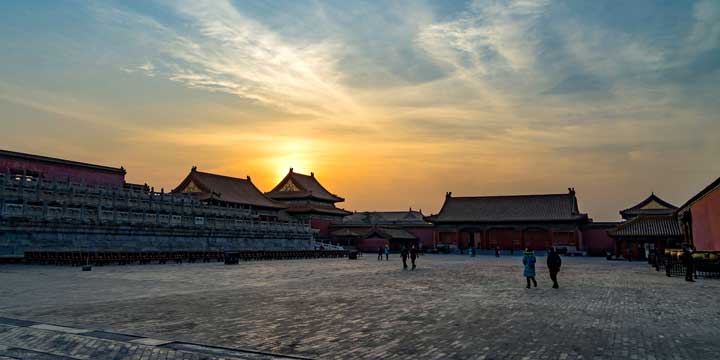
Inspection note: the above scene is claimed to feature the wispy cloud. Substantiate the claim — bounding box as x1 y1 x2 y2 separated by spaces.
123 0 362 119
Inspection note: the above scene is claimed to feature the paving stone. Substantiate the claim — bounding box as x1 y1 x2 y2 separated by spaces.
29 325 91 335
1 256 720 359
131 338 175 346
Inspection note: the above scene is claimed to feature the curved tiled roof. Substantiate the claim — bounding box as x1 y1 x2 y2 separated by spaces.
284 204 352 216
365 227 417 240
426 192 587 223
172 169 285 209
0 149 125 175
609 215 683 237
619 193 677 219
342 210 429 226
266 169 344 203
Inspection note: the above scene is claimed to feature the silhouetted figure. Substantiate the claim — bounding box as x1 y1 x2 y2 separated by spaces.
495 246 500 257
384 244 390 261
410 245 418 270
377 247 383 261
401 246 409 270
547 247 562 289
523 248 537 288
681 246 695 282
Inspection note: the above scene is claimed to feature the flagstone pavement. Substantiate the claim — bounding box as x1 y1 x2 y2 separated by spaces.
1 254 719 359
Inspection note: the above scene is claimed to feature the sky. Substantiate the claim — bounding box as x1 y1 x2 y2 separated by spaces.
1 0 719 221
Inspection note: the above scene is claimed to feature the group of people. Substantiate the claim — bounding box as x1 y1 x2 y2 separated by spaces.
376 244 419 270
376 244 565 286
522 247 562 289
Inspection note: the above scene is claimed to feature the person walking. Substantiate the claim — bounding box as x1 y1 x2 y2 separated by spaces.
523 248 538 288
377 247 383 261
401 246 409 270
495 246 500 258
681 245 695 282
410 245 418 270
384 244 390 261
547 247 562 289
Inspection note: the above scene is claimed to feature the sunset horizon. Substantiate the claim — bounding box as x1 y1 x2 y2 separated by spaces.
2 2 720 359
2 0 719 221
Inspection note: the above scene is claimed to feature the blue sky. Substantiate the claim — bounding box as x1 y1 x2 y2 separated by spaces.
1 0 719 220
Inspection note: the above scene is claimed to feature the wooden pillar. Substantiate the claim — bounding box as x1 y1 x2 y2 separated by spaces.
576 229 583 251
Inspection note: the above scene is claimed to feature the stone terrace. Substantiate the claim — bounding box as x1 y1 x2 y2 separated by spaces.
1 255 719 359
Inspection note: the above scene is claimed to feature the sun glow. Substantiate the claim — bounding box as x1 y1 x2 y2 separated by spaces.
269 140 315 183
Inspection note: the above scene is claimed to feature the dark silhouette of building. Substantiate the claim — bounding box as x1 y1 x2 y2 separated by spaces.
677 177 720 251
0 149 126 187
609 193 682 259
172 167 286 221
266 168 351 235
425 188 589 252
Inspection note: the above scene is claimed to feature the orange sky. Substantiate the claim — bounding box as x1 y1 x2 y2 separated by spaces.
1 1 719 221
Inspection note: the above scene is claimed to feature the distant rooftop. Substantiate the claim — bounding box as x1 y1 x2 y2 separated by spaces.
266 168 344 203
426 189 587 223
619 193 677 220
0 149 125 175
342 210 429 226
172 168 285 209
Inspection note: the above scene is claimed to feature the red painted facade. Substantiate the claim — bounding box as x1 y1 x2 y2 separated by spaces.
404 227 434 249
357 237 389 252
688 187 720 251
310 219 332 236
0 157 125 187
581 226 616 255
433 228 581 251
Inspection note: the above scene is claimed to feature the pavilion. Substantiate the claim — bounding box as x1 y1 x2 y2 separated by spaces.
330 209 433 249
425 189 589 252
266 168 351 235
609 193 682 259
172 167 286 221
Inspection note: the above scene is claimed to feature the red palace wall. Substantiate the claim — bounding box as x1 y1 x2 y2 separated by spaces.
434 228 580 250
357 237 389 252
524 230 552 250
310 219 332 236
690 188 720 251
582 227 615 255
0 158 124 187
406 228 434 249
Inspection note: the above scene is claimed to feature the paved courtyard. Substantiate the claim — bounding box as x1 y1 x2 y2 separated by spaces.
1 255 719 360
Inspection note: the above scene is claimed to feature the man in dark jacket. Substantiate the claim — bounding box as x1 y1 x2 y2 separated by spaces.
547 247 562 289
410 245 418 270
681 246 695 282
400 246 409 270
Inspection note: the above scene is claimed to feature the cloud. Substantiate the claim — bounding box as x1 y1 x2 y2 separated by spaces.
147 1 361 119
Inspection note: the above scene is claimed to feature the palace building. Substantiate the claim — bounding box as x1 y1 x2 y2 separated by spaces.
0 149 126 187
329 209 434 251
172 167 286 221
678 177 720 251
608 193 683 260
266 168 351 235
425 189 589 252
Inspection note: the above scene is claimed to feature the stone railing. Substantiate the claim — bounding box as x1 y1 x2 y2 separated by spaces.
0 173 308 234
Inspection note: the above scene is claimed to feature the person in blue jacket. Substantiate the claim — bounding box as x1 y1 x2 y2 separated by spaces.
523 248 538 288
